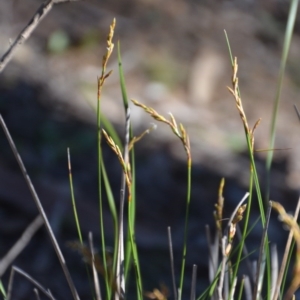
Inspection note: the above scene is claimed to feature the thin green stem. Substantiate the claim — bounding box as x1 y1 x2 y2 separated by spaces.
97 90 111 299
118 41 143 300
225 31 271 299
237 276 245 300
125 147 136 279
100 157 118 289
68 149 95 297
265 0 299 202
281 240 294 298
0 280 6 299
230 165 253 294
179 159 192 300
67 148 83 244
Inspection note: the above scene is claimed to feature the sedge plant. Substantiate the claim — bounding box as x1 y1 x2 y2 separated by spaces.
1 2 300 300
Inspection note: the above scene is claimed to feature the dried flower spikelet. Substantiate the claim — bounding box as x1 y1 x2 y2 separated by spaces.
214 206 222 231
102 18 115 70
229 223 236 241
150 123 157 131
252 118 261 135
225 243 232 256
132 99 191 160
145 287 168 300
168 112 178 129
216 178 225 219
232 57 238 83
232 204 247 224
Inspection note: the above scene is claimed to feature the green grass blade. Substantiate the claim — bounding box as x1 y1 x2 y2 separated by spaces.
253 202 272 299
225 31 266 220
224 31 272 299
281 240 294 298
100 155 119 286
115 44 128 299
178 160 192 300
97 109 110 299
125 150 137 278
118 42 130 110
67 148 83 244
265 0 299 202
225 30 266 219
230 173 253 291
97 65 111 300
224 30 234 65
118 41 142 299
197 268 221 300
0 280 6 299
237 276 245 300
95 20 117 298
68 148 97 296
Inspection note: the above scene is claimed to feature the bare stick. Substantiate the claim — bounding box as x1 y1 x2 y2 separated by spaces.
270 244 278 300
244 275 252 300
0 115 80 300
190 264 197 300
34 288 41 300
7 266 55 300
0 215 43 276
294 104 300 121
218 236 227 300
88 232 102 300
205 225 219 284
0 0 79 73
225 193 249 236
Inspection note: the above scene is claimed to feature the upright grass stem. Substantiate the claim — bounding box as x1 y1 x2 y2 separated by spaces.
0 280 6 299
118 42 143 300
68 149 96 297
266 0 299 203
100 159 118 291
96 18 116 300
179 158 192 300
225 32 272 297
67 148 83 244
114 106 130 298
131 99 191 299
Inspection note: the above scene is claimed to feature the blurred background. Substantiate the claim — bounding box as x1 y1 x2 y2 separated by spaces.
0 0 300 298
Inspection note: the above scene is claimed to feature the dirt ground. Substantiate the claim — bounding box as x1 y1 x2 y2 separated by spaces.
0 0 300 298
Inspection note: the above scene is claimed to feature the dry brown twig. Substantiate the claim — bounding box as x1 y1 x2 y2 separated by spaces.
0 115 80 300
0 0 80 74
0 215 43 277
